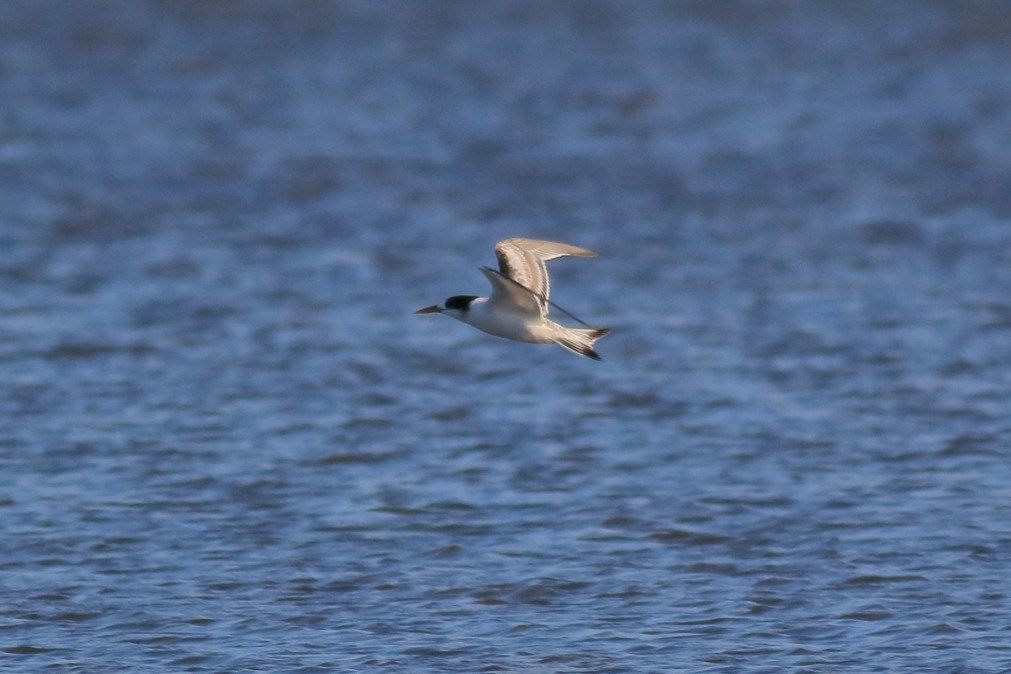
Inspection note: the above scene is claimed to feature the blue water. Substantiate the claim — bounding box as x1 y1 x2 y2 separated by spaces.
3 1 1011 672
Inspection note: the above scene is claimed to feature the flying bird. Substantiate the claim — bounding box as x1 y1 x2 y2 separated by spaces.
415 238 610 360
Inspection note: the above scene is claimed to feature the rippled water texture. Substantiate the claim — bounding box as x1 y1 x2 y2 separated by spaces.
2 1 1011 672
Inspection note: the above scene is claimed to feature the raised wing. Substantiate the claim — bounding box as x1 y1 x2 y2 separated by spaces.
495 238 596 303
480 267 545 317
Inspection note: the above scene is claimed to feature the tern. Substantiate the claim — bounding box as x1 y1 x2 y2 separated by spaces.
415 238 610 360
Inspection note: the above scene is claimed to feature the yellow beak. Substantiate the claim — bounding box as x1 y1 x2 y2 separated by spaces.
415 305 442 314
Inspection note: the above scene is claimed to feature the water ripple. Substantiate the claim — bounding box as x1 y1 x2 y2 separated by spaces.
2 1 1011 672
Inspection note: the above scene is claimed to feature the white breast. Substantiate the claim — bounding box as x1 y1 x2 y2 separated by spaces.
454 299 550 343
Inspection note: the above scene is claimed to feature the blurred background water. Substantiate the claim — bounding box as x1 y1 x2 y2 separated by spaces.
2 1 1011 672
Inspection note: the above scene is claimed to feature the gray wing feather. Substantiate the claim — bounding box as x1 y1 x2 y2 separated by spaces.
494 238 596 302
480 267 544 316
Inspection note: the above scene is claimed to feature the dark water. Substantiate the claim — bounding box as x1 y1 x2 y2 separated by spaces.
3 1 1011 672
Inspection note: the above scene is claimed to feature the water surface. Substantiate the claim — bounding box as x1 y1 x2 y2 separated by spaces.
2 2 1011 672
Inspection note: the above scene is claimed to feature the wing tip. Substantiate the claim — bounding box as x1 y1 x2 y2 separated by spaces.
497 238 597 258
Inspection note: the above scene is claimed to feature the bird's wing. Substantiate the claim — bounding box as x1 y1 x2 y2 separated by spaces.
480 267 545 317
495 238 596 303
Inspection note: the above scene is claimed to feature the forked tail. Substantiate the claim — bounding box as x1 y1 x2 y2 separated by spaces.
554 326 611 361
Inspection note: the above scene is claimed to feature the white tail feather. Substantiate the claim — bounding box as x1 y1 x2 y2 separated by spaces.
554 326 610 361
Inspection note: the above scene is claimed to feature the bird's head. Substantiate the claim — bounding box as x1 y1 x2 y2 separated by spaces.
415 295 478 318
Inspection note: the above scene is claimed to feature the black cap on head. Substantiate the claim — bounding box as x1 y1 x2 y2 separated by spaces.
445 295 478 311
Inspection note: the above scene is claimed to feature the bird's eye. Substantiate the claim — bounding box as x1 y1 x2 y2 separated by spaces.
445 295 475 311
